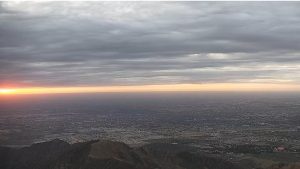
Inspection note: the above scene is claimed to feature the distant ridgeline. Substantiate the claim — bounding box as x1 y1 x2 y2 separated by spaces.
0 139 241 169
0 139 299 169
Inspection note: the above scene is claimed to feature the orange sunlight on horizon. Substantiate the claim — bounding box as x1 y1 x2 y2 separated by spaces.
1 83 300 95
0 89 16 94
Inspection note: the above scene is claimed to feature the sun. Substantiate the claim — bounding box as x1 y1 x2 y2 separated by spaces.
0 89 16 95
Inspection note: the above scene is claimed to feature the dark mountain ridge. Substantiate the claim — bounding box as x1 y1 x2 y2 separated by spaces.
0 139 241 169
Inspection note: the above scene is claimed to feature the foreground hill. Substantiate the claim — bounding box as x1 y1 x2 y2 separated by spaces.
0 139 241 169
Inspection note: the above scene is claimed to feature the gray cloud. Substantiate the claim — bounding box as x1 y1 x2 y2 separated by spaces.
1 2 300 86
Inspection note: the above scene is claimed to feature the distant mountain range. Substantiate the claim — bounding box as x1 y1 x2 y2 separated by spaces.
0 139 241 169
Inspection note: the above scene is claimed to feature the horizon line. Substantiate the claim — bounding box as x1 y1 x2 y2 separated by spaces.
1 83 300 95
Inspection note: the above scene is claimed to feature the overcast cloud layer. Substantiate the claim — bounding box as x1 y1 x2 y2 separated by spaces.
1 2 300 87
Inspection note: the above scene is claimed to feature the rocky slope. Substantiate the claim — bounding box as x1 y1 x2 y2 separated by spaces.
0 139 241 169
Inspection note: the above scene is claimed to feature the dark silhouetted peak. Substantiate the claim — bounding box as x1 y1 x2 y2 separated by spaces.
0 140 242 169
89 140 132 159
31 139 69 148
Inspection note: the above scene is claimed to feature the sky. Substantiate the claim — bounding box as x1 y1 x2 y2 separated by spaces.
1 2 300 93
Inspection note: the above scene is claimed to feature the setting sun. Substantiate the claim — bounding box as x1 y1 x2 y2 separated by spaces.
0 89 16 94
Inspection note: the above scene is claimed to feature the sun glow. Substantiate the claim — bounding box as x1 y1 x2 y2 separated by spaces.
1 83 300 95
0 89 16 94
